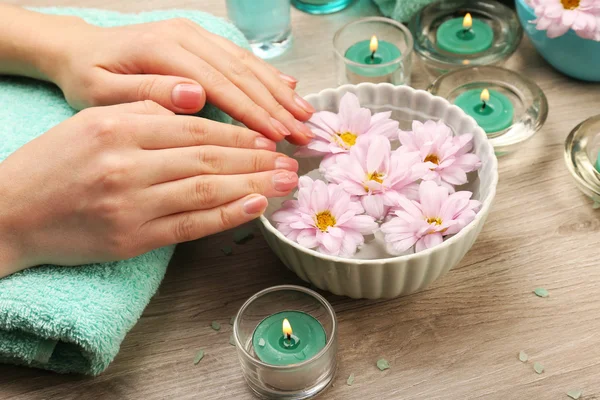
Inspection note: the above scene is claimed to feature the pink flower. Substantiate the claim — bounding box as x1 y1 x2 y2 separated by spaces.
381 181 481 254
397 120 481 192
530 0 600 40
271 176 378 257
324 135 429 220
294 92 399 170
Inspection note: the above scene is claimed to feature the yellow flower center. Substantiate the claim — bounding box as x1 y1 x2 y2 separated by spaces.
424 154 440 165
315 210 336 232
561 0 580 9
336 132 357 147
426 217 443 225
364 171 384 192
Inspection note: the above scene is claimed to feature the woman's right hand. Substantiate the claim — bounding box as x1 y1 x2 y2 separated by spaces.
0 101 298 277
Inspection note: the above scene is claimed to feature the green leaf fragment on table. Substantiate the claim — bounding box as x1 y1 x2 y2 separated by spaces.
567 389 582 399
221 246 233 256
347 373 355 386
229 334 236 346
193 350 204 365
518 351 528 362
258 338 266 347
534 288 549 298
533 362 544 374
233 228 254 244
211 321 221 331
230 316 235 325
377 359 390 371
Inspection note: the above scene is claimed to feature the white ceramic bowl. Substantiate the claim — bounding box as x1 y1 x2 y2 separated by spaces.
258 83 498 299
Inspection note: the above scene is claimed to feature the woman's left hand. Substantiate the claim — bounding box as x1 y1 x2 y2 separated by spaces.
43 17 315 145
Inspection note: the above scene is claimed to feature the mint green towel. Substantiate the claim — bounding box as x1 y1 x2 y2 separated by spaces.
371 0 435 22
0 8 248 376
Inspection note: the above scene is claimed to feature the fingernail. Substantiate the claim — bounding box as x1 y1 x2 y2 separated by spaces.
172 84 204 109
280 73 298 84
255 137 276 150
270 117 291 137
294 119 315 138
294 94 316 114
275 156 299 171
273 171 298 192
243 195 268 215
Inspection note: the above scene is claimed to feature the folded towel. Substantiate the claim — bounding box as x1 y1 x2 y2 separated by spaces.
0 8 248 376
371 0 436 22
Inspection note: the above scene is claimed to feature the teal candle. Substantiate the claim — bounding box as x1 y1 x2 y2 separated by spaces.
345 36 402 78
252 311 326 366
454 89 514 133
595 150 600 172
436 13 493 55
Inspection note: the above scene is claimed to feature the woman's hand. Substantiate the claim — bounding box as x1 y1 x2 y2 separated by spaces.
42 17 315 145
0 101 298 277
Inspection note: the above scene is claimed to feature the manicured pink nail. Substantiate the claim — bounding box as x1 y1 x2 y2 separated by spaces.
280 73 298 84
275 157 299 171
273 171 298 192
255 137 276 150
294 119 315 138
172 84 204 109
243 195 268 215
294 94 316 114
270 117 291 137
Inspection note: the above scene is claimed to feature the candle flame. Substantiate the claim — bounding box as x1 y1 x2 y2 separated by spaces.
481 89 490 103
463 13 473 30
370 35 379 53
282 318 293 337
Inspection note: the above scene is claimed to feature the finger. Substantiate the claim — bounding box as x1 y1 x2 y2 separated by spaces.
162 48 288 142
91 69 206 114
204 31 298 89
144 170 297 217
87 99 175 116
141 146 298 184
180 36 314 144
125 114 276 151
140 194 268 248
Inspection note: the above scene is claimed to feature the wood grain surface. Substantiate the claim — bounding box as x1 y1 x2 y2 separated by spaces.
2 0 600 399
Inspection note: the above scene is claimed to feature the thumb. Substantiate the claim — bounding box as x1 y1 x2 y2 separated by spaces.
92 71 206 114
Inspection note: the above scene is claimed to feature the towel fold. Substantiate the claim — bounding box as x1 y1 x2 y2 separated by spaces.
0 8 248 376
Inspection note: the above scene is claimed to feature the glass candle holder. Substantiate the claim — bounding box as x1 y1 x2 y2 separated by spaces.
292 0 353 14
564 116 600 208
333 17 413 86
233 285 337 399
226 0 292 59
428 66 548 156
409 0 522 81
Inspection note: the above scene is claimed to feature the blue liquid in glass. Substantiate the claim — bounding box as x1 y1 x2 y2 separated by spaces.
226 0 291 44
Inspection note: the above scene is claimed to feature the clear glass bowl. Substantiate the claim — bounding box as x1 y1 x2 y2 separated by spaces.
409 0 523 81
233 285 337 399
564 116 600 207
428 66 548 156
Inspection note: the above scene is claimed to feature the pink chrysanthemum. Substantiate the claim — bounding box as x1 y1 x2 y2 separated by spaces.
271 176 378 257
530 0 600 40
381 180 481 254
294 92 399 170
397 120 481 192
323 135 429 220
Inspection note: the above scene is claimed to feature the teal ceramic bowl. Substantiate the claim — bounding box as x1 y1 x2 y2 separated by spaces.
516 0 600 81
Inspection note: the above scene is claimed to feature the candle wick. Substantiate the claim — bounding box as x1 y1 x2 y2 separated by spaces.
370 51 375 60
286 333 291 341
482 101 487 110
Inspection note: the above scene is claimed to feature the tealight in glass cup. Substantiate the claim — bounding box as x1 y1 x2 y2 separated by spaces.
226 0 292 59
333 17 413 86
564 116 600 208
233 285 337 400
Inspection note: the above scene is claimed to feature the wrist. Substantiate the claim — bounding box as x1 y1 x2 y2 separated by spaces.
0 171 30 278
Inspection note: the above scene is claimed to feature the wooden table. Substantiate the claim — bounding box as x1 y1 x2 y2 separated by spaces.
3 1 600 399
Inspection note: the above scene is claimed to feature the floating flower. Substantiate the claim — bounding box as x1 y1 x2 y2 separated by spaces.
397 120 481 191
529 0 600 40
271 176 378 257
324 135 429 220
381 180 481 254
294 92 399 170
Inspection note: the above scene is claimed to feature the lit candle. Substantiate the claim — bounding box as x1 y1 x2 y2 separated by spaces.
454 88 514 133
252 311 326 366
436 13 494 55
344 34 402 82
595 150 600 172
